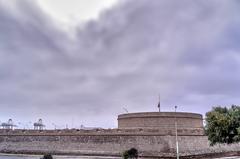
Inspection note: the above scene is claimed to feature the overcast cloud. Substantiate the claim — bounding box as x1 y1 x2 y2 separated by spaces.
0 0 240 128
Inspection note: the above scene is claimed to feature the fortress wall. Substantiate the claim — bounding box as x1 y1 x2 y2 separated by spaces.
0 133 209 157
0 112 212 157
118 117 202 129
118 112 203 129
0 128 205 136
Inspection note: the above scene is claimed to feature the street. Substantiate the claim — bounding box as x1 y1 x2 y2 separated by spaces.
215 157 240 159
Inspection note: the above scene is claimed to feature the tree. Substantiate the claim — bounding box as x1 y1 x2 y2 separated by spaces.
205 105 240 145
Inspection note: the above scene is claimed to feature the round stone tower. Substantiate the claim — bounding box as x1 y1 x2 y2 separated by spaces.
118 112 204 135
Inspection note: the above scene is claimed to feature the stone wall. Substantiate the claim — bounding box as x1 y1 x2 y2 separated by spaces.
0 111 223 158
0 129 209 157
118 112 203 130
1 129 240 158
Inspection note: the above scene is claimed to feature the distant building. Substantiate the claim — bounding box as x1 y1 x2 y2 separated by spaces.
33 119 45 130
80 124 102 130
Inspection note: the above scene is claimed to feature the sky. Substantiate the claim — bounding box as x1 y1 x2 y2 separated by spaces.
0 0 240 129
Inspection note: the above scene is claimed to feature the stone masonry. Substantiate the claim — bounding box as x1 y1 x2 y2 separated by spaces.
1 112 238 158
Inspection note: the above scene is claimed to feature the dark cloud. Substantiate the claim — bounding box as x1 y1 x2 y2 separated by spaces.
0 0 240 128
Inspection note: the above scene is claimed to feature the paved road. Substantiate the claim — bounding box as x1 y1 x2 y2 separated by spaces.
215 157 240 159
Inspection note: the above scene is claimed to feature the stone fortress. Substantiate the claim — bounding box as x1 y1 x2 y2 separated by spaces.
118 112 204 135
0 111 238 158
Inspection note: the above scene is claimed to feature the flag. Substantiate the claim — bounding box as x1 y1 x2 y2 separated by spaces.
157 100 160 112
158 94 160 111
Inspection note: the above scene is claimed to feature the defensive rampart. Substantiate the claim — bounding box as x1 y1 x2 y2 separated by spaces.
0 129 208 158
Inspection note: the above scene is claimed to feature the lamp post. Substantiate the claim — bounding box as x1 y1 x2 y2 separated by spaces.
175 106 179 159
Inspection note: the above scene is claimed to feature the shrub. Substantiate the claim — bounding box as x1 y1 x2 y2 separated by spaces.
41 154 53 159
122 148 138 159
122 150 129 159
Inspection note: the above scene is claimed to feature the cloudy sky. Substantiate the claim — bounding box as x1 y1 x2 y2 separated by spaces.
0 0 240 129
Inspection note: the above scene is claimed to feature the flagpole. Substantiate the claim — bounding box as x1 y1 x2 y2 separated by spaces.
158 94 160 112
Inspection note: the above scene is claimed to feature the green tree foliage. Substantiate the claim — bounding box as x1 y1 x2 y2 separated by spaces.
205 105 240 145
122 148 138 159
